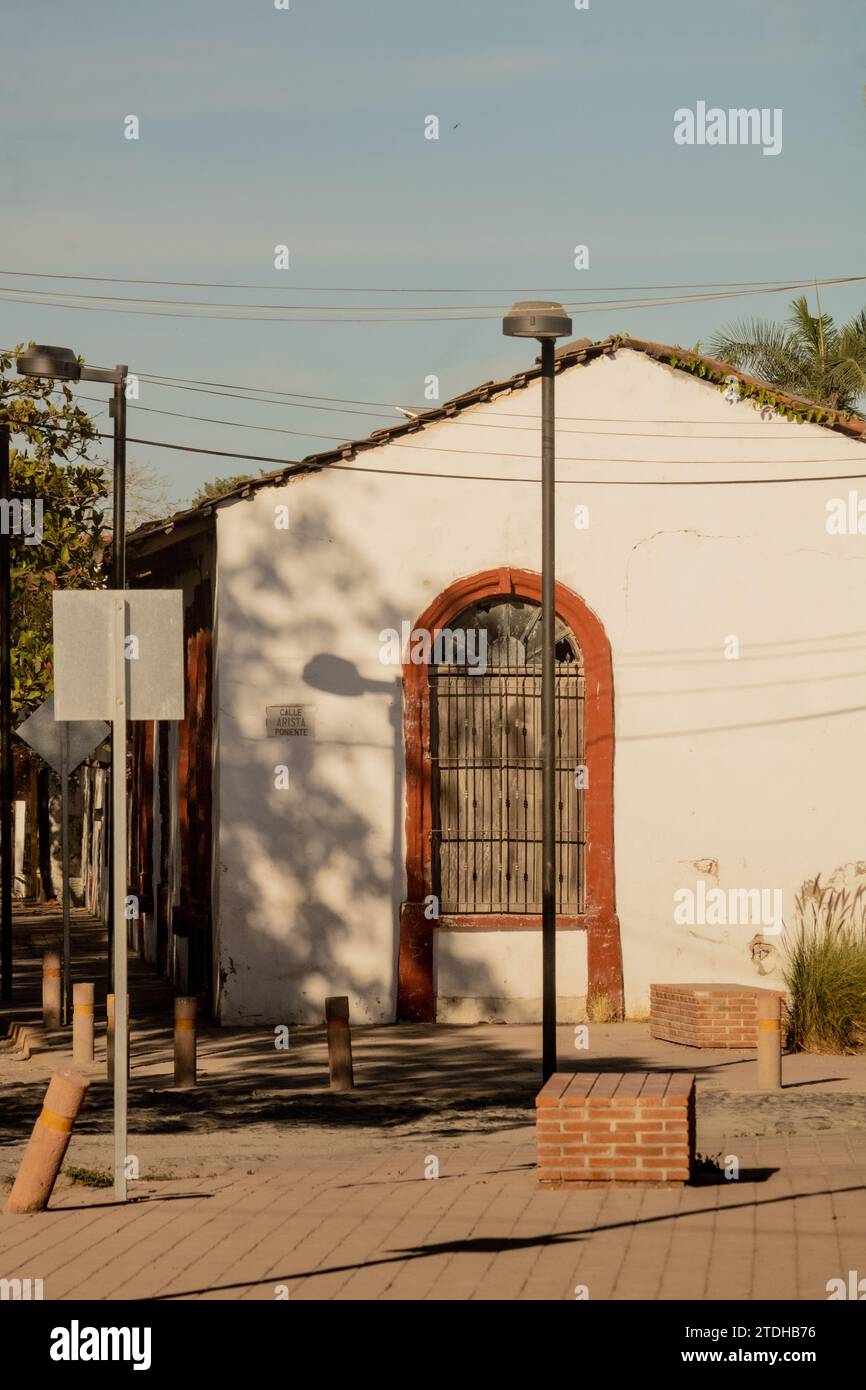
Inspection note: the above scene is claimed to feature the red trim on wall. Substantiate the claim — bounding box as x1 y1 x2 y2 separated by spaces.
396 568 623 1022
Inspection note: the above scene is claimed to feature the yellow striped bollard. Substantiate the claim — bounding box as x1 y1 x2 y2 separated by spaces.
174 996 196 1089
4 1071 90 1213
72 983 95 1063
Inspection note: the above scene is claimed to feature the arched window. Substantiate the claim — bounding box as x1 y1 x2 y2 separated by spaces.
430 596 584 915
398 568 622 1024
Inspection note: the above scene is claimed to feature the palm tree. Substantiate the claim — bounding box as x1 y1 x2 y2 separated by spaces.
709 295 866 412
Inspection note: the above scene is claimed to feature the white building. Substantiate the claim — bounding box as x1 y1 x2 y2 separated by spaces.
127 335 866 1025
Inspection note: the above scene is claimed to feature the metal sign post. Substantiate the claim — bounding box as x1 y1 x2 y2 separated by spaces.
59 723 69 1025
111 594 128 1201
53 588 183 1202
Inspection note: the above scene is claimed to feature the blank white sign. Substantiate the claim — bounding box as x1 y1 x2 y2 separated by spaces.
53 590 185 721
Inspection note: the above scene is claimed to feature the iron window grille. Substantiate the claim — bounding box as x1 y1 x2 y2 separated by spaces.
429 597 585 915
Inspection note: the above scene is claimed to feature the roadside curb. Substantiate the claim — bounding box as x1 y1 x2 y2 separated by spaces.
3 1020 49 1061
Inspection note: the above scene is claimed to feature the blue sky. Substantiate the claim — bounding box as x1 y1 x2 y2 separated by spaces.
1 0 864 505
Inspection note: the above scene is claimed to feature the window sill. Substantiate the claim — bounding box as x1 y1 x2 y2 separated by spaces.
437 914 586 931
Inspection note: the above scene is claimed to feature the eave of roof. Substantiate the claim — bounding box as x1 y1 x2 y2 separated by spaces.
128 333 866 549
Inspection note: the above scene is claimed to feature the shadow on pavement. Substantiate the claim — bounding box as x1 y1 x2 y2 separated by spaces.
150 1180 866 1299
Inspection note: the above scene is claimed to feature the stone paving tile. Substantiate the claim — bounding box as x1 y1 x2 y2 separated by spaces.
3 1130 866 1301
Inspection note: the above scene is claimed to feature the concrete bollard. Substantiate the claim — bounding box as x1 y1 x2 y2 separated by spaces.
756 993 782 1090
42 949 62 1029
325 996 354 1092
174 997 196 1089
72 983 95 1063
106 994 130 1085
5 1071 90 1213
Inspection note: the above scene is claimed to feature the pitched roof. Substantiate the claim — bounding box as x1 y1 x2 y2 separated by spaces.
129 334 866 548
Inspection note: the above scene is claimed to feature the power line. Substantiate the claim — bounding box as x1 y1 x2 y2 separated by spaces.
0 293 504 324
6 285 555 312
623 628 866 656
626 669 866 693
73 390 861 446
2 274 864 323
105 376 866 438
3 275 863 313
15 383 866 466
139 373 405 407
399 440 866 464
111 382 394 420
2 268 862 294
9 412 866 483
618 644 866 666
70 394 866 463
73 394 344 444
86 430 866 485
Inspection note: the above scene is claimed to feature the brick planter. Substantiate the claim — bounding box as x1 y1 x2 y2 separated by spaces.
650 983 786 1049
536 1071 695 1187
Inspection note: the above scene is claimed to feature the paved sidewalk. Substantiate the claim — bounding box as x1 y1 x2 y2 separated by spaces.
2 1128 865 1300
3 906 866 1299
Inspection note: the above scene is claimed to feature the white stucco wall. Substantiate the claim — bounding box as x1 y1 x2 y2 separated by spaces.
213 348 866 1023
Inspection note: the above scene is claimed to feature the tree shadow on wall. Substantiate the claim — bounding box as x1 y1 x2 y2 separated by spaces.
213 492 505 1025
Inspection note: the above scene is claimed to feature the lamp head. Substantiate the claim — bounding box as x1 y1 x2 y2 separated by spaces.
502 300 572 340
16 345 81 382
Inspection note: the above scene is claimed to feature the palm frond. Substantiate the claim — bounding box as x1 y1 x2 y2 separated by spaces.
787 296 839 360
708 318 803 383
709 297 866 409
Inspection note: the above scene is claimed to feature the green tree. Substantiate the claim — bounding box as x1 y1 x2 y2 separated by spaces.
709 296 866 411
189 473 257 507
1 345 107 716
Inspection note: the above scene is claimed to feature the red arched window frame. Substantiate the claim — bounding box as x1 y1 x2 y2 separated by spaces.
397 566 623 1021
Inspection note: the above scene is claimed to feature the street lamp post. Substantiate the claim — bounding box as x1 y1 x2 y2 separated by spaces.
502 302 573 1083
13 346 128 993
15 347 128 588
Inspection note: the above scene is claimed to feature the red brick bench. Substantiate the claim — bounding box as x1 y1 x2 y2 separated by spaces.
536 1071 695 1187
650 983 786 1048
